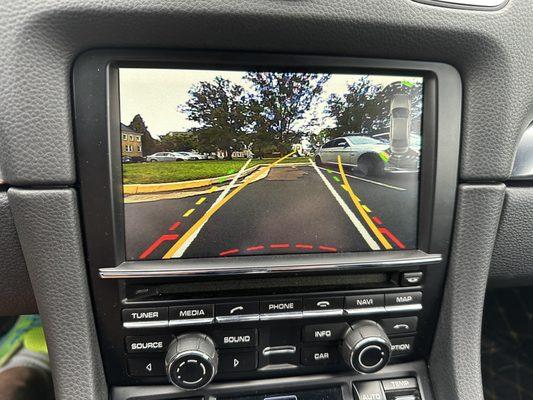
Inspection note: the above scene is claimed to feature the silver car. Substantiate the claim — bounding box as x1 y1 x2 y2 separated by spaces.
315 135 389 176
146 152 184 162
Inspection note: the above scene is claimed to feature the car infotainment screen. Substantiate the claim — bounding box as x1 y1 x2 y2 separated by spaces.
119 68 423 261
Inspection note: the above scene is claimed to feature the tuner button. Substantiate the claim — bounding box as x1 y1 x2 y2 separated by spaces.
341 320 391 374
165 333 218 390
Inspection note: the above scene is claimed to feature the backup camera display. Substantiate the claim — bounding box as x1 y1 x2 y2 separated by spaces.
119 68 423 261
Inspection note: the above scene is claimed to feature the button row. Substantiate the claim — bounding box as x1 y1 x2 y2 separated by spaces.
122 292 422 329
354 378 420 400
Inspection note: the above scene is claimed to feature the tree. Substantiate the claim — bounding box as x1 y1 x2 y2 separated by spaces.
245 72 330 155
182 77 250 159
128 114 161 155
159 132 199 152
325 76 382 137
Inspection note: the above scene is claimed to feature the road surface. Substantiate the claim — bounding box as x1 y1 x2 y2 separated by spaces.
124 157 418 260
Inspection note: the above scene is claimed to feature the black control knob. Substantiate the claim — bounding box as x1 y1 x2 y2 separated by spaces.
165 333 218 390
341 320 391 374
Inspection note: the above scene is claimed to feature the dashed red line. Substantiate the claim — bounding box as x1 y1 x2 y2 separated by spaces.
318 245 337 252
378 228 406 249
270 243 290 249
246 245 265 251
372 216 383 225
139 234 180 260
295 243 313 250
168 221 182 231
219 248 240 256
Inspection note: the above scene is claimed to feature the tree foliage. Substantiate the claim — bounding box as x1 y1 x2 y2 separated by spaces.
159 132 198 152
128 114 161 155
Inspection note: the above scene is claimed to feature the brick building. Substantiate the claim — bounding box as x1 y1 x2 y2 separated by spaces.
121 123 143 157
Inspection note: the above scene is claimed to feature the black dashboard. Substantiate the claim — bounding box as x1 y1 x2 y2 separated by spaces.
1 1 533 400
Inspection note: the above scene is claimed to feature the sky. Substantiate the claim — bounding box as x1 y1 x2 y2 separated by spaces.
119 68 423 138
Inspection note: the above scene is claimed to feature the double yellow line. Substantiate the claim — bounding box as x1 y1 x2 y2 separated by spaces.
163 151 297 259
336 155 392 250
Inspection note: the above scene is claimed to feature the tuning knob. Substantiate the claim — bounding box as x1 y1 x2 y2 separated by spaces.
165 333 218 390
341 320 391 374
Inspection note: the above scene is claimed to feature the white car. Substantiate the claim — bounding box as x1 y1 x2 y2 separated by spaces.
315 135 389 176
146 152 185 162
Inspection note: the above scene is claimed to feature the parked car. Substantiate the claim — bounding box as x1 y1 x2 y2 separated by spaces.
315 135 389 176
390 95 411 154
173 151 208 160
122 156 145 163
146 152 184 162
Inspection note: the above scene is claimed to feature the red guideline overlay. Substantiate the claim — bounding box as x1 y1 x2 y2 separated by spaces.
139 234 180 259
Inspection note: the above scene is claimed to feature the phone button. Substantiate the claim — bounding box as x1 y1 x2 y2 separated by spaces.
380 317 418 335
216 302 260 323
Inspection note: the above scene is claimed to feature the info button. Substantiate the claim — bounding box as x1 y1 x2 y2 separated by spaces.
169 304 214 326
260 299 303 320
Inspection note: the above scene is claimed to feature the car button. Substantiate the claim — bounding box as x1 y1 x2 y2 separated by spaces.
380 317 418 335
122 307 168 329
169 304 214 326
219 350 258 373
213 329 258 348
401 272 424 286
125 335 171 353
260 299 302 320
345 294 385 315
302 323 348 342
216 302 260 323
390 336 415 357
127 357 166 376
353 381 386 400
301 346 339 366
303 297 344 317
385 292 422 312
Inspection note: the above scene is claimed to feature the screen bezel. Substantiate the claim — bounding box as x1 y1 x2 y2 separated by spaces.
73 50 461 278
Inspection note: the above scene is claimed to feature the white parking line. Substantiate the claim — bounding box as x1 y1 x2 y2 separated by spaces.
310 160 380 250
167 158 252 258
318 166 406 191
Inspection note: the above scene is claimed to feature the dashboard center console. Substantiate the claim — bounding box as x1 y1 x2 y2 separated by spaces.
73 50 461 400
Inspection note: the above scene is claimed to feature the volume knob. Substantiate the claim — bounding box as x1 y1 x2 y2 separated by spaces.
341 320 391 374
165 333 218 390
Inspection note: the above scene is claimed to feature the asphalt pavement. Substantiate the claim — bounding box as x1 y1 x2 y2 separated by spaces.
124 160 418 261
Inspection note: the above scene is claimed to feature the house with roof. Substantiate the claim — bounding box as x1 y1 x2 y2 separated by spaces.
121 123 143 157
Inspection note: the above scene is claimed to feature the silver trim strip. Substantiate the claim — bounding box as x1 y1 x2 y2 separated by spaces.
302 309 344 318
344 307 386 316
99 252 442 279
260 312 303 321
385 304 423 312
215 314 260 323
264 396 298 400
168 318 214 327
262 346 297 356
123 320 169 329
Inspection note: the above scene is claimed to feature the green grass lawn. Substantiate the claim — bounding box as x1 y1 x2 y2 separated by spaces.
122 157 309 184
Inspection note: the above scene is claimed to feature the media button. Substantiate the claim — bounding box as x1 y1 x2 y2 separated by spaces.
303 297 344 317
385 292 422 312
213 329 258 348
219 350 257 373
127 357 166 377
169 304 214 326
122 307 168 329
302 323 348 342
215 302 260 323
125 335 171 353
390 336 415 357
301 346 339 366
345 294 385 315
260 299 303 320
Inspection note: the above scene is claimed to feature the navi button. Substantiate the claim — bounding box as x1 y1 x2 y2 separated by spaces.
345 294 385 315
169 304 214 326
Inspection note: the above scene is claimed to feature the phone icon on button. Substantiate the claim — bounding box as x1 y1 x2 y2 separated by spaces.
316 301 330 308
230 306 244 314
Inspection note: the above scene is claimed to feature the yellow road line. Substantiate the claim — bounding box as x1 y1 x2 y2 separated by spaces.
362 205 371 213
163 151 297 259
337 155 392 250
183 208 195 217
195 197 206 205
